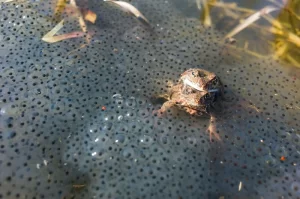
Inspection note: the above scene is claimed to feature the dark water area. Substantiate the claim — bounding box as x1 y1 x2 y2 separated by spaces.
0 0 299 198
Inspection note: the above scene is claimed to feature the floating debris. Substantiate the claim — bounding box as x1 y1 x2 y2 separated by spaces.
280 156 286 161
43 0 95 44
42 20 85 43
84 10 97 23
238 181 243 191
104 0 151 27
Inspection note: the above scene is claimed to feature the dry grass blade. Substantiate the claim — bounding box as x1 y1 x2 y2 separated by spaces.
283 8 300 21
42 32 85 43
268 27 300 47
196 0 201 10
268 0 300 21
202 0 212 26
42 20 85 43
42 19 64 39
286 54 300 68
104 0 150 27
274 42 287 58
225 6 279 39
72 184 85 188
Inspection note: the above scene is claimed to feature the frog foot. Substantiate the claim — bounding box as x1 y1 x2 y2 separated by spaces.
185 108 198 115
152 101 175 117
207 116 221 142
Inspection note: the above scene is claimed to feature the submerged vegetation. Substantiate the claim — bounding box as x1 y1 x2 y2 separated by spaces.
198 0 300 68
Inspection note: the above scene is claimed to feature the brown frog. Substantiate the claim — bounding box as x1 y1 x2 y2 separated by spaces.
153 68 224 141
155 68 224 117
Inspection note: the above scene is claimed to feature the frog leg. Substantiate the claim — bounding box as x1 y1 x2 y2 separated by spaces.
183 107 199 115
207 115 221 142
152 100 176 117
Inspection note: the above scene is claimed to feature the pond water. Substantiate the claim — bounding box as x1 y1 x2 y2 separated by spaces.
0 0 299 198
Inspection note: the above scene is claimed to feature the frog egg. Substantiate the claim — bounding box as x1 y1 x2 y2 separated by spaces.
127 120 143 134
136 148 152 160
112 93 124 106
290 181 300 196
29 97 51 110
273 145 288 157
3 131 17 140
173 121 187 133
282 172 294 184
125 97 137 108
138 135 154 147
185 136 198 148
124 110 137 120
102 112 117 123
172 136 185 149
114 124 129 135
50 99 66 115
137 108 150 118
139 115 154 126
99 121 114 133
122 147 136 159
296 166 300 179
0 103 22 116
113 134 127 145
140 124 154 135
149 156 161 166
90 147 107 160
158 134 173 146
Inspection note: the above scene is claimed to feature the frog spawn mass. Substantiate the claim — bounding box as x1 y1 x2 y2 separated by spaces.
0 0 300 199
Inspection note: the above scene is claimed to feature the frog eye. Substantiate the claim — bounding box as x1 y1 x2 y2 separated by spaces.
198 72 206 77
192 72 195 76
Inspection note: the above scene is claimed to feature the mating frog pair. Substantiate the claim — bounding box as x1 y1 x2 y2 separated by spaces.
155 68 224 117
153 68 224 141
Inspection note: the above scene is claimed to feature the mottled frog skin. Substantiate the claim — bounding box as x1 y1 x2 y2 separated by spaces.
157 68 224 116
